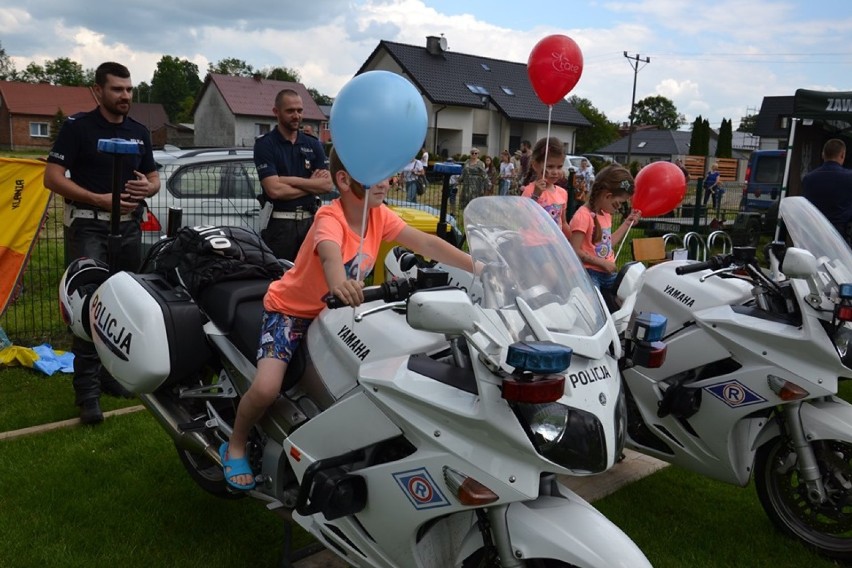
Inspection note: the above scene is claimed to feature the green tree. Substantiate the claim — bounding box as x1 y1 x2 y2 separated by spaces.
50 108 66 143
737 113 758 133
307 87 333 106
264 66 301 82
0 41 15 80
151 55 202 122
716 118 733 158
19 62 46 83
632 95 685 130
134 81 151 103
44 57 86 86
208 58 256 77
689 115 710 157
568 95 619 153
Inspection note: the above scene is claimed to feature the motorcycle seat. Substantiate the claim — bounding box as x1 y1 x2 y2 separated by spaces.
199 278 271 360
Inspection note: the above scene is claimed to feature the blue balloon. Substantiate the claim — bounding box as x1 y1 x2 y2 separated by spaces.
330 71 427 186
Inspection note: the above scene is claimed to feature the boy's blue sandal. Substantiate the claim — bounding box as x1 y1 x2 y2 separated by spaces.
219 442 256 490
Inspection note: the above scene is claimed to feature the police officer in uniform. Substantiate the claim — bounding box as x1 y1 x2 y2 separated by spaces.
44 61 160 425
254 88 332 261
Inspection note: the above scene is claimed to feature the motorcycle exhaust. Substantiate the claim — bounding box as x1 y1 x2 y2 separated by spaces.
138 392 220 464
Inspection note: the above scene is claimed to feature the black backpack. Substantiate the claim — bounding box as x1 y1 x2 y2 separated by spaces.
142 226 284 296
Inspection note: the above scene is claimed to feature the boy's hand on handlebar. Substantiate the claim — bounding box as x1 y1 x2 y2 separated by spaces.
331 280 365 307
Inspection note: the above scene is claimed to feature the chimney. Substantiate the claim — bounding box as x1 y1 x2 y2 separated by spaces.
426 36 442 56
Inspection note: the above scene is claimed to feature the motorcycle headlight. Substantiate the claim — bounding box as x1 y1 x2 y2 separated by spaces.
515 402 608 473
833 323 852 369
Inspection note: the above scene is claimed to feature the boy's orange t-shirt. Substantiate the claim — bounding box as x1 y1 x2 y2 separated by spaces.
568 205 614 269
264 200 407 319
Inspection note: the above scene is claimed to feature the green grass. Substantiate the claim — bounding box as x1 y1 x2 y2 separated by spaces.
0 366 140 432
0 411 309 568
596 466 843 567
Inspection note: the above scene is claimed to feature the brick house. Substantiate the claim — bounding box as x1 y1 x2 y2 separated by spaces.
0 81 95 150
191 74 327 147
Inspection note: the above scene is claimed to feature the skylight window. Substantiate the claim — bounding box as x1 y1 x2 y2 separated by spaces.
637 142 647 148
500 86 514 96
465 84 490 96
481 63 491 71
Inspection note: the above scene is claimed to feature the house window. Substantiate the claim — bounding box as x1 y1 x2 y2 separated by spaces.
480 63 491 71
465 84 489 96
30 122 49 138
472 134 488 148
256 123 271 136
500 86 515 96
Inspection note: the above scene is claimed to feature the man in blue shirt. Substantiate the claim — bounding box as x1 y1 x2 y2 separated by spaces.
802 139 852 242
254 89 332 261
44 61 160 424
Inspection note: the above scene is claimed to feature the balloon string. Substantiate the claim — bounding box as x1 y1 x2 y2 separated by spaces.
355 186 370 283
541 105 553 179
614 219 635 261
352 185 371 326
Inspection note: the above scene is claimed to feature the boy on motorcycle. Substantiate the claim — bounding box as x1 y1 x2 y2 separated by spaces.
220 149 475 490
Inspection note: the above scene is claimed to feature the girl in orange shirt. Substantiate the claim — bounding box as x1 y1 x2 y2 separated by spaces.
567 165 641 290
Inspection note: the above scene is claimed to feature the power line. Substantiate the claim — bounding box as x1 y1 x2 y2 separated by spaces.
624 52 650 165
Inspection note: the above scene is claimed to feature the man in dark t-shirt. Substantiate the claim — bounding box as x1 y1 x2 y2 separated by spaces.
802 138 852 242
44 61 160 425
254 89 331 261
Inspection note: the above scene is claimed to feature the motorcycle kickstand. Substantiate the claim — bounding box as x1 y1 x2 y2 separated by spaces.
278 518 326 568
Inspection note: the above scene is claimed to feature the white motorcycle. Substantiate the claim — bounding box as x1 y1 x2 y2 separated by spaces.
611 196 852 560
73 196 651 567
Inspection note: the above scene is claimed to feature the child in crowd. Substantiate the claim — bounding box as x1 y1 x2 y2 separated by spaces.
567 164 641 290
521 136 570 238
498 150 515 196
219 148 475 490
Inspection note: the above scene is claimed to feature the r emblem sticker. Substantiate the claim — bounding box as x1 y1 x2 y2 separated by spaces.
705 380 766 408
392 467 450 510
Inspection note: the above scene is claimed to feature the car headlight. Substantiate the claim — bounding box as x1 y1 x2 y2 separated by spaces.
514 402 608 473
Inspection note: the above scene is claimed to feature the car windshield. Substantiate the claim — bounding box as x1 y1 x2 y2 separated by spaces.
780 196 852 287
463 196 607 340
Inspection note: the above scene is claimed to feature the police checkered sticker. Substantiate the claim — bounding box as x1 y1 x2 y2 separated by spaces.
705 380 766 408
392 467 450 510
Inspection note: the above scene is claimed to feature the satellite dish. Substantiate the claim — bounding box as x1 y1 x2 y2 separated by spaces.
439 36 448 51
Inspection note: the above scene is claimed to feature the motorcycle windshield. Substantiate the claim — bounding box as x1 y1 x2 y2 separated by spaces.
463 196 607 338
780 196 852 285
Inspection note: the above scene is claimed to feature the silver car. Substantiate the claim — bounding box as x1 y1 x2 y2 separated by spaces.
143 149 259 252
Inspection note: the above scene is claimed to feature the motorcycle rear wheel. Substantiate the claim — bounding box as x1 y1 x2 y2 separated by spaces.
176 444 243 500
755 436 852 560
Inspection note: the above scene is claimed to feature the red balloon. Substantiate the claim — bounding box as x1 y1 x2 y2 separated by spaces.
527 35 584 105
632 162 687 217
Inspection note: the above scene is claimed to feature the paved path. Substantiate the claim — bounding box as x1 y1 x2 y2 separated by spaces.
291 449 668 567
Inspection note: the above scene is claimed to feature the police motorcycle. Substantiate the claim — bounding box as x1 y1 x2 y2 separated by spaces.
60 195 651 568
609 196 852 560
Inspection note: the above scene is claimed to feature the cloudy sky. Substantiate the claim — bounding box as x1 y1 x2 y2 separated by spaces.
2 0 850 129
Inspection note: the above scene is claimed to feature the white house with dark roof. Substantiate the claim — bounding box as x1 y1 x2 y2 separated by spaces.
357 36 590 159
192 74 327 147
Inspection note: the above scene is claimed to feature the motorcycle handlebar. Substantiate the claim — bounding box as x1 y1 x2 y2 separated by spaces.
324 279 412 309
674 255 729 276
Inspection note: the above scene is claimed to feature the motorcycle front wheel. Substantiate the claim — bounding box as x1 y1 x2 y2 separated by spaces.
755 436 852 560
461 549 577 567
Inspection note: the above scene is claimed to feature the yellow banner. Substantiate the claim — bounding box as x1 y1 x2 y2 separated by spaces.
0 158 51 316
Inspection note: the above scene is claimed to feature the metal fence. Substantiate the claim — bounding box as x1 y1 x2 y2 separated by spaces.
1 175 745 348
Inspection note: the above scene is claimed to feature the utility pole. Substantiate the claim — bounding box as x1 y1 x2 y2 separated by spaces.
624 52 650 165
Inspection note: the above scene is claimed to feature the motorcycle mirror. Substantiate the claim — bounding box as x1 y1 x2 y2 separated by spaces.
407 288 476 334
780 247 817 279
